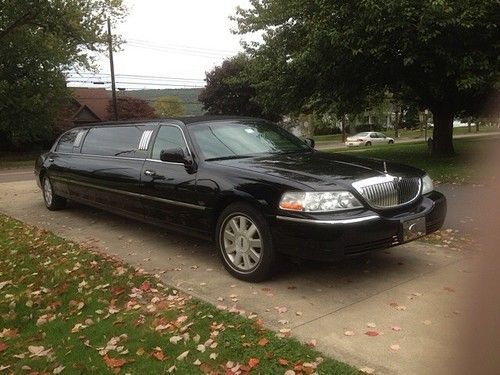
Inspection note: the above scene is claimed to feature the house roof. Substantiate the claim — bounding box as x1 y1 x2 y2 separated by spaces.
72 88 110 121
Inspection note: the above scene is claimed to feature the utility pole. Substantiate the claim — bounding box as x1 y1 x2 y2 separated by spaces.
107 18 118 121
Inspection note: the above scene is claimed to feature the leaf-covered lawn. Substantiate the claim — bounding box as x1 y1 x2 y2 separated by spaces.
0 214 358 374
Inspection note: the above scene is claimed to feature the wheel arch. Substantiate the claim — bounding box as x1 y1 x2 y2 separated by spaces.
209 193 270 238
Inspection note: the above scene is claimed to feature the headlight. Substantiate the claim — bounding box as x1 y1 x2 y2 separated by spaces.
279 191 362 212
422 174 433 194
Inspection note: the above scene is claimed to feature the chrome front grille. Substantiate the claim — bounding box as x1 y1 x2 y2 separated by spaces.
352 175 422 209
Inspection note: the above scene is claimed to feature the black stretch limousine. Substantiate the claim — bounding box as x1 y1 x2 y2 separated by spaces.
35 116 446 281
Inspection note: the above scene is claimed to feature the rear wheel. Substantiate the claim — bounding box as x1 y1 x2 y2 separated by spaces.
216 202 276 282
365 141 372 146
42 175 67 211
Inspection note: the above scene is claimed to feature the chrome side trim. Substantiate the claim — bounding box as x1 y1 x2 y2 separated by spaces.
52 176 206 211
275 215 380 225
145 158 184 166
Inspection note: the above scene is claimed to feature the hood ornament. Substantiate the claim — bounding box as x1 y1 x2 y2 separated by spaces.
383 161 388 174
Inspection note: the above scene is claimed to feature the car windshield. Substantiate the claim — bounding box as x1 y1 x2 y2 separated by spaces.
188 120 311 160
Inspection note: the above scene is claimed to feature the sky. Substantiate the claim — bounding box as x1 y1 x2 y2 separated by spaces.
68 0 253 90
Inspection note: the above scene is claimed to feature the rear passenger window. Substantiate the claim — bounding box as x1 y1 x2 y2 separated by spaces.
81 126 144 157
151 126 189 160
56 129 79 153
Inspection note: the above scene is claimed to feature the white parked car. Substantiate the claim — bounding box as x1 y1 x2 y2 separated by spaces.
345 132 394 147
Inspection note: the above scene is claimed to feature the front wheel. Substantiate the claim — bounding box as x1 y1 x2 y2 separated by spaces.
388 140 394 144
42 175 67 211
216 202 276 282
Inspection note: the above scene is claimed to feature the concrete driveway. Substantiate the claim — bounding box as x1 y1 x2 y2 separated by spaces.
0 177 477 374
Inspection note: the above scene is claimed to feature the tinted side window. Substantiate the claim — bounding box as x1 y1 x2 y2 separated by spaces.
151 126 188 160
56 129 79 153
81 126 144 157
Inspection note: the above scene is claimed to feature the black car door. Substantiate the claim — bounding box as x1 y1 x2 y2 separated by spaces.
66 124 151 217
141 124 207 236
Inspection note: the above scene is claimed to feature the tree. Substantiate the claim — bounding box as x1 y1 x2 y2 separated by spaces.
0 0 126 148
111 97 155 120
235 0 499 156
199 54 280 121
154 96 185 117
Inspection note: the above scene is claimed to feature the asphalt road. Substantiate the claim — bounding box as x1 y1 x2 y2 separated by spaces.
315 131 500 150
0 168 34 183
0 175 479 374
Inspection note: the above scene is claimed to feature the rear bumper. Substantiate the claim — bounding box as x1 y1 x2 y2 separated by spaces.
269 190 446 261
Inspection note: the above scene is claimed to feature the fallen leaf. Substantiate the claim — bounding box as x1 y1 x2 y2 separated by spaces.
248 357 260 368
53 365 65 374
209 352 218 360
152 350 166 361
359 366 375 374
344 330 355 336
0 342 7 352
140 281 151 291
258 337 269 346
443 287 455 293
306 339 317 348
176 350 189 361
365 331 379 337
103 355 127 369
278 358 289 366
366 322 377 328
423 320 432 325
390 344 400 351
391 326 402 332
284 370 296 375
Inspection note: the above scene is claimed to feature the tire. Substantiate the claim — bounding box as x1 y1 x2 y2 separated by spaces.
388 140 394 144
365 141 372 146
41 175 67 211
216 202 276 282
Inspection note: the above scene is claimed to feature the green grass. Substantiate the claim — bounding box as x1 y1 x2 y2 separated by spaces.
334 137 497 184
0 214 357 374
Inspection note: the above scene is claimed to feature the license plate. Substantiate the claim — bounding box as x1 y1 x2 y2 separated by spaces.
402 216 426 242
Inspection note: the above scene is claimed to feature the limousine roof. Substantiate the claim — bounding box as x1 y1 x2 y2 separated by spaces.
82 115 261 128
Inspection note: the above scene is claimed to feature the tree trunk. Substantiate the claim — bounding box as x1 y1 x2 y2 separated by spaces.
431 108 455 156
341 115 346 143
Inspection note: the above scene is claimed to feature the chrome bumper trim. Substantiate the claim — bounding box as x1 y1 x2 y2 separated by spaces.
275 215 380 225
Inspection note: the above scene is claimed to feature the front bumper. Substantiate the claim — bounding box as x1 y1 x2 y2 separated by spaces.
270 190 446 261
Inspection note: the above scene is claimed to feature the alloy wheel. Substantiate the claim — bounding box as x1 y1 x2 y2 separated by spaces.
221 214 263 272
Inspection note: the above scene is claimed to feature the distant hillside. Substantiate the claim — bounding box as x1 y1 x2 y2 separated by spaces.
123 88 204 116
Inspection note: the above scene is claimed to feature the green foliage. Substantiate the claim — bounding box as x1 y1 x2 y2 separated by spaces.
154 96 185 117
234 0 499 155
125 88 203 116
198 54 280 121
111 97 155 120
0 0 126 148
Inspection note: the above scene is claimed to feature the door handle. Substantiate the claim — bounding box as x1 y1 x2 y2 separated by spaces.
144 170 156 176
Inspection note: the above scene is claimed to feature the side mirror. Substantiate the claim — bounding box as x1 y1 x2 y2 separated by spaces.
304 138 315 149
160 148 187 164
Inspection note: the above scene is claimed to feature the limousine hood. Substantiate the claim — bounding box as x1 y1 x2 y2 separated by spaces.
212 151 424 190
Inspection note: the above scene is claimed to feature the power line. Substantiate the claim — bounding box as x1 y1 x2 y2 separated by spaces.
66 79 204 88
69 72 206 83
